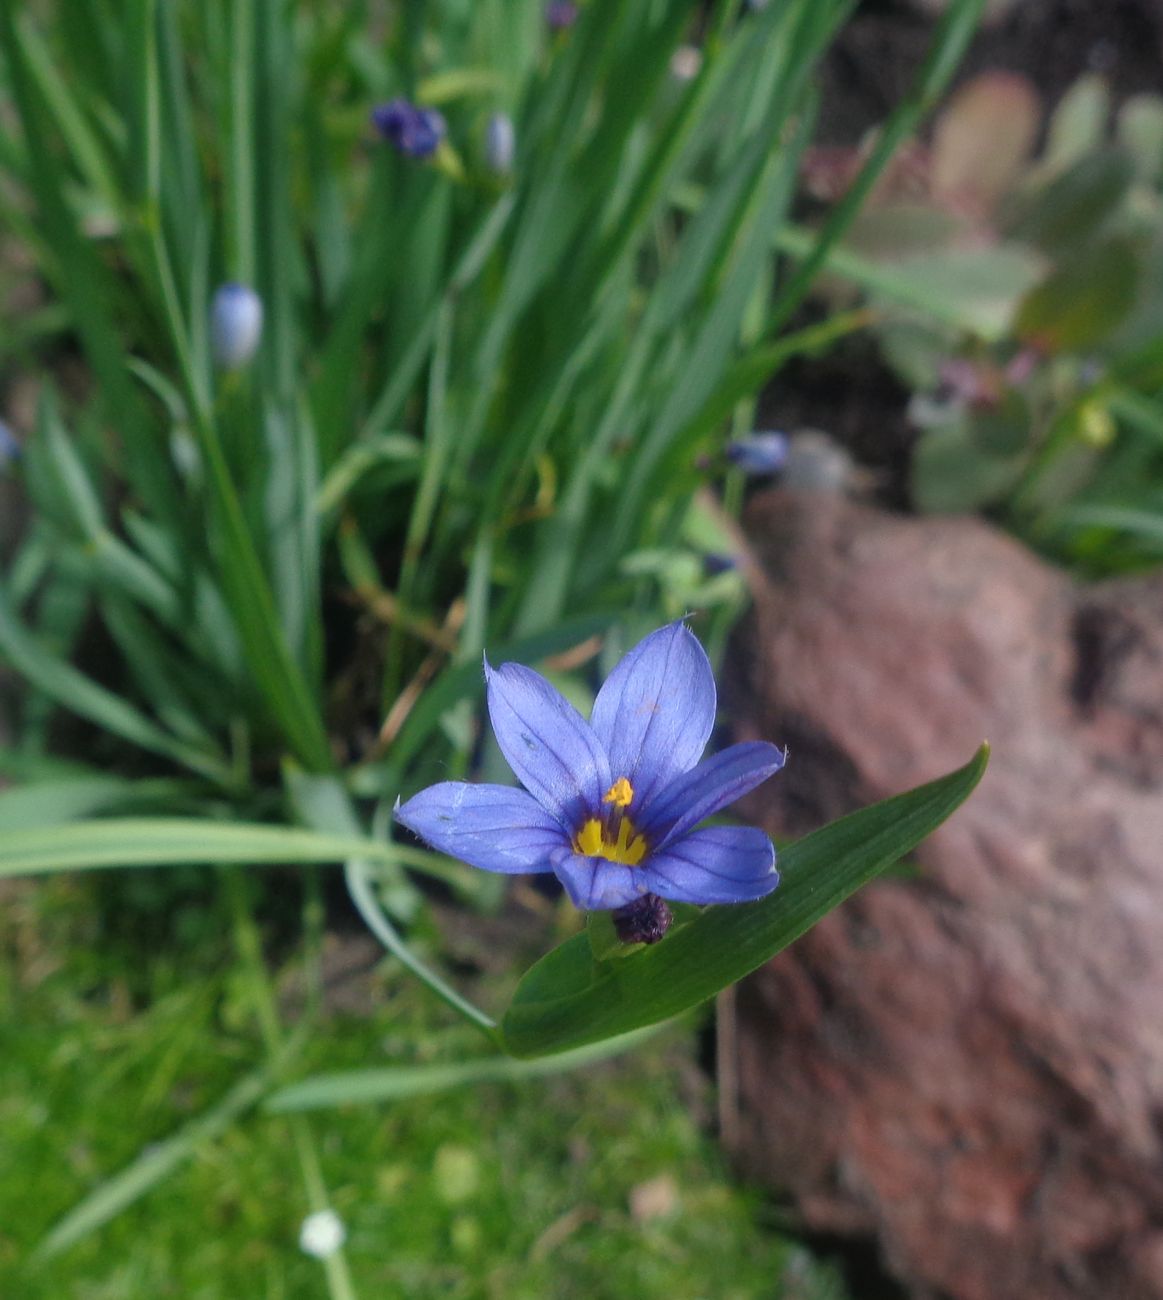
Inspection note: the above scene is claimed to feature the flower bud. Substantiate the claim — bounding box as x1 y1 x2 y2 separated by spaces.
612 893 673 945
371 99 446 160
484 112 515 175
670 45 702 82
210 283 263 370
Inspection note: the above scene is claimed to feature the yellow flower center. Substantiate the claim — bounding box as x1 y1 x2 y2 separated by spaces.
574 777 646 865
575 814 647 866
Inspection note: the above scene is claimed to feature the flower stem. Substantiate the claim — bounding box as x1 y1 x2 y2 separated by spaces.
344 858 502 1045
223 868 360 1300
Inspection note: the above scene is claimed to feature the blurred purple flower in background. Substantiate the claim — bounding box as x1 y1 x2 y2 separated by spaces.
545 1 579 31
396 623 784 940
210 283 263 370
0 420 21 466
725 430 790 475
372 99 447 160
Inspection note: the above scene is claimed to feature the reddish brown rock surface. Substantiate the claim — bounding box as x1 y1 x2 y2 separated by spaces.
724 489 1163 1300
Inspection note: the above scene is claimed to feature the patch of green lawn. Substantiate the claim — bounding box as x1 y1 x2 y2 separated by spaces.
0 875 844 1299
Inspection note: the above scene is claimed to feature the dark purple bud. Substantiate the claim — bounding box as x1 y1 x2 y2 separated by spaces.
725 431 789 476
703 553 739 577
545 1 579 31
372 99 447 160
612 893 673 945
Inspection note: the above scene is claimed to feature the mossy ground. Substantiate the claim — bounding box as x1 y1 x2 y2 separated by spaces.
1 872 845 1300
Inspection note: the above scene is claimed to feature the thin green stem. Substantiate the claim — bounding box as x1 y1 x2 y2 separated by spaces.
223 870 360 1300
228 1 256 284
345 859 501 1044
767 0 987 335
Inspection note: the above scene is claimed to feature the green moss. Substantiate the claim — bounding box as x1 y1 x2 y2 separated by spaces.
1 880 844 1300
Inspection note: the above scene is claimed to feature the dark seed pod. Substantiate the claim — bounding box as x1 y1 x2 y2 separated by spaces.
612 893 673 945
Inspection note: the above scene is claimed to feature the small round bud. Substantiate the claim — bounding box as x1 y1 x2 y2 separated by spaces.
484 112 515 175
612 893 673 945
210 283 263 370
670 45 703 82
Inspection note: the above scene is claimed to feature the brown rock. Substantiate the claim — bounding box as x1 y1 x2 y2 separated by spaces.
724 489 1163 1300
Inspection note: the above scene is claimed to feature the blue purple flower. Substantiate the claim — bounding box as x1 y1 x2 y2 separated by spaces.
545 1 579 31
210 283 263 369
725 431 789 475
371 99 447 160
395 623 784 925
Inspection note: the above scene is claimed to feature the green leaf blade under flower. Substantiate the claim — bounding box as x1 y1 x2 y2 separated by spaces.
501 743 989 1058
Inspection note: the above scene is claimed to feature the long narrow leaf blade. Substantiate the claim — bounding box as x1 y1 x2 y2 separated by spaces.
266 1025 661 1112
501 744 989 1058
0 818 415 878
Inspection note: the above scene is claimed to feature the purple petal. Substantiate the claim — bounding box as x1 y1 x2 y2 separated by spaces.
395 782 568 874
485 659 611 828
552 853 647 910
639 825 778 904
589 622 716 810
638 741 786 847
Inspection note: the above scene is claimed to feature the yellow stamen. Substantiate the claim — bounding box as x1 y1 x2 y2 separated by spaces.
574 814 646 866
602 777 634 809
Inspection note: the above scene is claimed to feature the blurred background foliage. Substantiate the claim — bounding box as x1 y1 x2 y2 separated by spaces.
796 66 1163 570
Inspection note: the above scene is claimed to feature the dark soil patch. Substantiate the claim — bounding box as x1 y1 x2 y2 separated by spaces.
820 0 1163 148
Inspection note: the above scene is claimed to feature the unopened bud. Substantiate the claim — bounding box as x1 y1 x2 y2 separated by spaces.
210 283 263 370
484 112 515 174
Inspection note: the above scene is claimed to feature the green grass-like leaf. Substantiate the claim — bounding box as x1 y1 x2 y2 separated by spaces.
265 1026 661 1113
33 1040 301 1263
0 818 437 878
